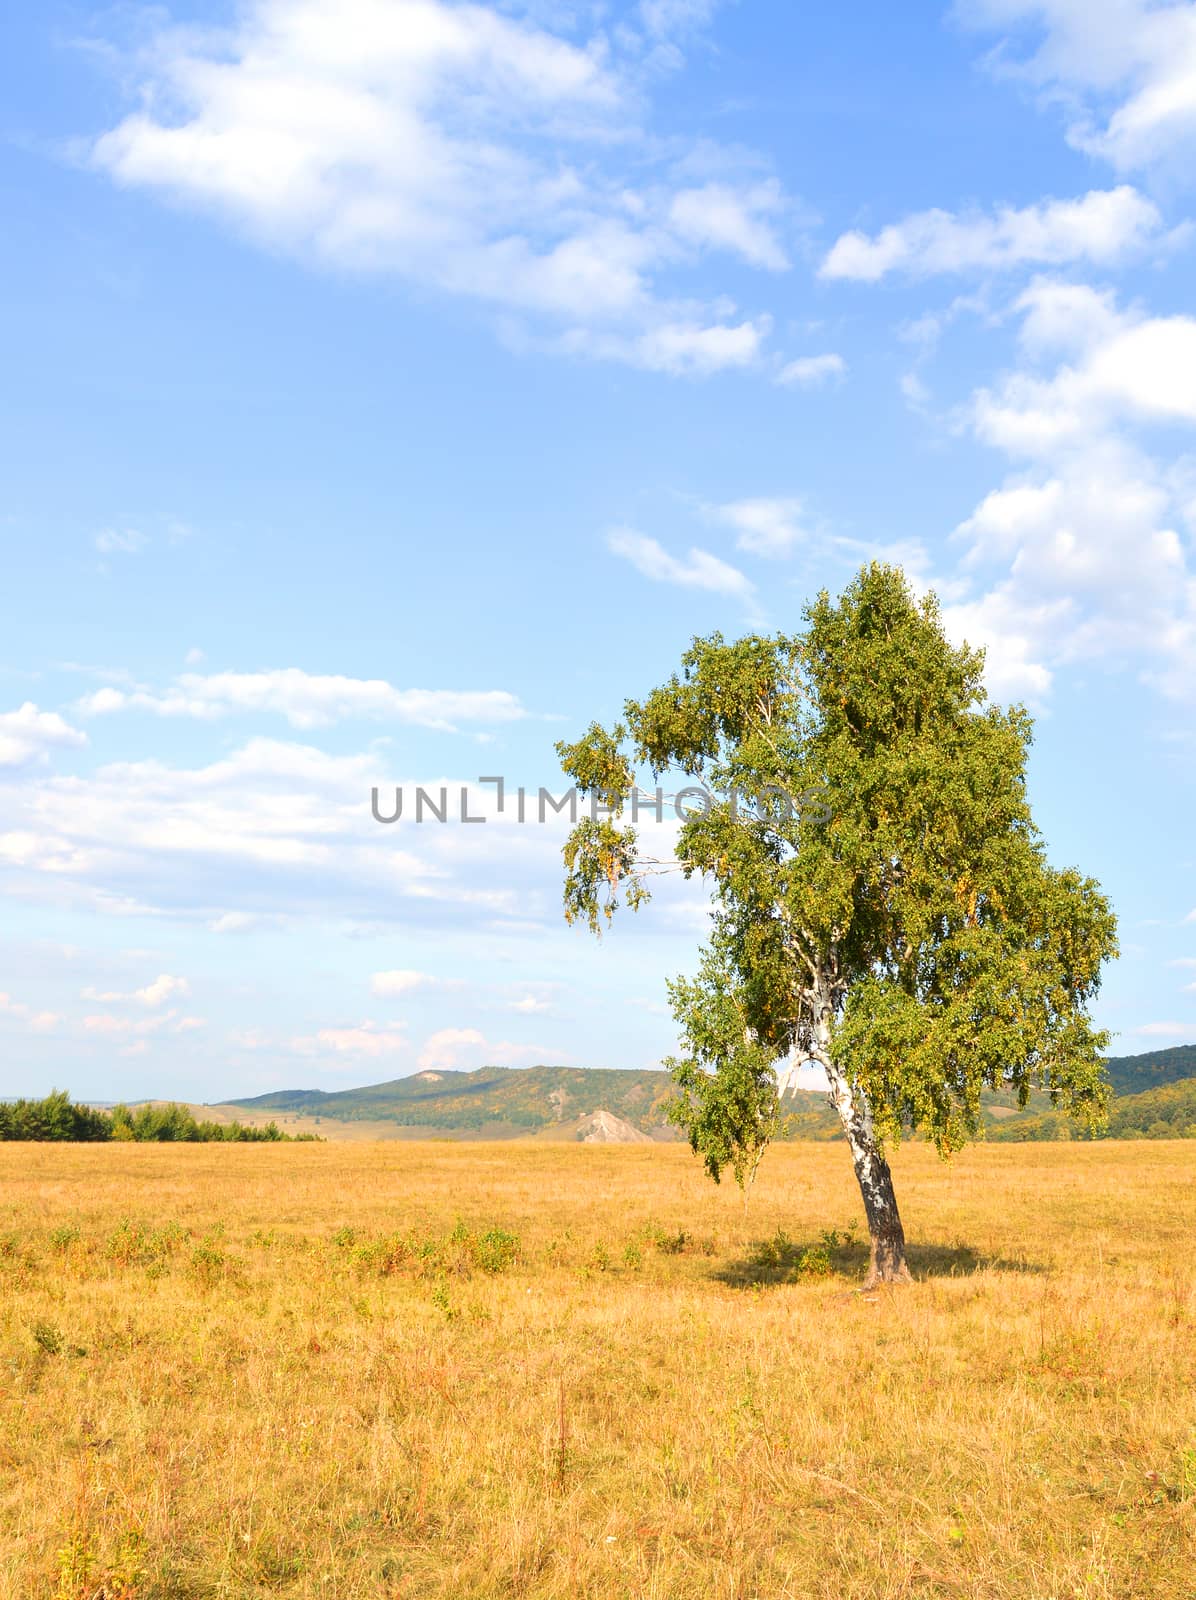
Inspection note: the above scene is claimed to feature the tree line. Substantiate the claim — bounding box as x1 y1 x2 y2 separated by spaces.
0 1090 319 1143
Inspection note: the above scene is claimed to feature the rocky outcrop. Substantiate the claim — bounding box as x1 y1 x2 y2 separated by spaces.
576 1108 653 1144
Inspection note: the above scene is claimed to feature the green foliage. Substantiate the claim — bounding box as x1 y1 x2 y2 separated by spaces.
744 1229 848 1285
105 1218 190 1268
666 938 781 1190
341 1223 523 1280
473 1226 521 1273
31 1320 64 1355
556 562 1119 1183
0 1091 313 1143
189 1240 237 1288
0 1089 110 1142
110 1102 292 1142
991 1073 1196 1142
1103 1044 1196 1096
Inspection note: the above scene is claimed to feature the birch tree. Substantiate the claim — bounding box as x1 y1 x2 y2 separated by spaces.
557 564 1117 1286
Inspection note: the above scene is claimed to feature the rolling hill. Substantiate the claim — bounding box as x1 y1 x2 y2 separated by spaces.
223 1043 1196 1145
1102 1043 1196 1096
228 1063 842 1140
226 1044 1196 1143
988 1074 1196 1142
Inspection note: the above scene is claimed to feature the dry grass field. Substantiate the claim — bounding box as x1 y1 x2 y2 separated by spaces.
2 1139 1195 1600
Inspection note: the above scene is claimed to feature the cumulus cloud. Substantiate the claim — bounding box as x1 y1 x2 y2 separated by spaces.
83 974 191 1007
705 496 808 557
940 588 1061 701
0 704 87 770
822 186 1166 280
946 279 1196 703
371 969 433 995
87 0 790 376
970 283 1196 456
607 527 754 597
959 0 1196 174
77 668 529 731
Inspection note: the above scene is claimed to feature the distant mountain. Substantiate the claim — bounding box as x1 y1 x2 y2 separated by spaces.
227 1046 1196 1142
1103 1044 1196 1096
229 1063 839 1139
231 1065 678 1134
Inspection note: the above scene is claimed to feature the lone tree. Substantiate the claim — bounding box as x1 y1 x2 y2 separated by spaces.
557 564 1117 1286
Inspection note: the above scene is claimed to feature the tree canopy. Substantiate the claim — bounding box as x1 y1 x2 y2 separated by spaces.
557 563 1118 1285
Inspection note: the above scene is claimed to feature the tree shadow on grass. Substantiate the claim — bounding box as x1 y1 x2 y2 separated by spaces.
715 1227 1050 1288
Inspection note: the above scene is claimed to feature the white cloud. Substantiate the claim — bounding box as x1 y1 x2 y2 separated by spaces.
639 0 721 35
0 704 87 769
138 974 190 1007
209 912 260 934
948 279 1196 703
607 527 754 597
78 668 529 731
1135 1020 1196 1037
416 1024 563 1069
960 0 1196 173
371 969 432 995
80 973 191 1008
87 0 788 376
82 1008 200 1038
971 291 1196 458
95 527 148 555
668 181 789 270
940 588 1060 701
821 186 1165 280
562 316 771 376
487 1038 565 1065
418 1026 486 1070
777 352 847 387
0 736 582 935
0 992 60 1033
510 995 551 1013
293 1021 408 1058
705 496 808 557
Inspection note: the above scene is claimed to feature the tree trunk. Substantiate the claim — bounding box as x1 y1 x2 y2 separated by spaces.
847 1129 910 1289
818 1026 912 1288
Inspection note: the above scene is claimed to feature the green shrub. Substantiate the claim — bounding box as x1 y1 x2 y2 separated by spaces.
31 1320 63 1355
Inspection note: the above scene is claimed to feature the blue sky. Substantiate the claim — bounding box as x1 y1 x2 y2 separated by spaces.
2 0 1195 1101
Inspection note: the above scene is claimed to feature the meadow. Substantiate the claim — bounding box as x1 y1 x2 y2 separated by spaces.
2 1139 1195 1600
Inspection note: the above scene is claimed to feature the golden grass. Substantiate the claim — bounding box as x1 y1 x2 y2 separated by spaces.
2 1139 1195 1599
